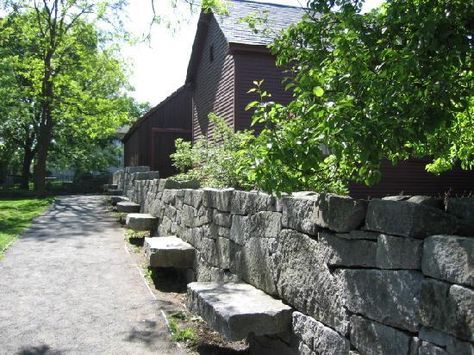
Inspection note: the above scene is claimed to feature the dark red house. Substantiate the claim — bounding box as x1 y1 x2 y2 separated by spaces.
122 86 191 178
123 0 303 176
124 0 474 196
186 0 303 139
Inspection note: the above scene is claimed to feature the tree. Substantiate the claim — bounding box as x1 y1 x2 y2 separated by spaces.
0 1 134 192
247 0 473 194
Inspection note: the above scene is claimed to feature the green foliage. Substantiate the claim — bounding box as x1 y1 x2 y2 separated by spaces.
201 0 228 15
0 197 54 257
0 1 141 191
171 113 255 189
248 0 473 194
168 312 198 345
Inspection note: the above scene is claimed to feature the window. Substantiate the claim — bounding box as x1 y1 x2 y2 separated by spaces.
210 45 214 62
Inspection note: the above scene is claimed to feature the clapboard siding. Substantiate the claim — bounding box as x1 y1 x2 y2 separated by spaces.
349 159 474 198
123 87 192 177
192 16 235 140
233 50 293 132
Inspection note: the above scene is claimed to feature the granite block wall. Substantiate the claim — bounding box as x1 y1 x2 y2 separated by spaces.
115 171 474 355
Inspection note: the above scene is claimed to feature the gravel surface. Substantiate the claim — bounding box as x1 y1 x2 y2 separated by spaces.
0 195 184 355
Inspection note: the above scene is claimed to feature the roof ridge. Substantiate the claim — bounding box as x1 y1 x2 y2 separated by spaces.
225 0 305 11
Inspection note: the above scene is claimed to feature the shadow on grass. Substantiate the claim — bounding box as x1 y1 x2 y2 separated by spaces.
0 197 54 253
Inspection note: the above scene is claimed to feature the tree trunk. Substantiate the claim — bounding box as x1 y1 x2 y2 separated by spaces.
20 146 34 190
34 118 52 194
34 51 54 195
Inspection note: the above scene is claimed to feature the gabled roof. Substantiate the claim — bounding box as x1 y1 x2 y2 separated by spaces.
217 0 305 46
186 0 305 84
122 86 187 142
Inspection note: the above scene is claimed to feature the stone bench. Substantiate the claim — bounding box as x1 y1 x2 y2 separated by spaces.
116 201 140 213
106 189 124 196
103 183 118 191
144 237 194 268
110 196 129 206
126 213 157 231
187 282 293 340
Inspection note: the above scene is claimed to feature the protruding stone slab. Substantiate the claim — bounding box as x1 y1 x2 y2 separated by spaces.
126 213 157 231
116 201 140 213
110 196 129 206
133 171 160 181
106 189 124 196
103 183 118 191
145 237 195 268
187 282 293 340
124 166 149 173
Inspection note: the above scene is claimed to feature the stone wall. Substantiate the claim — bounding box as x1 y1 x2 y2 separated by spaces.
118 171 474 355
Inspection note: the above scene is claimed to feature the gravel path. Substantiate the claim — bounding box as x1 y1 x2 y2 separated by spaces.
0 195 183 355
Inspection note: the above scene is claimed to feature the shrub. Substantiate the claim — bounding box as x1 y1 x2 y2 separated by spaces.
171 113 255 189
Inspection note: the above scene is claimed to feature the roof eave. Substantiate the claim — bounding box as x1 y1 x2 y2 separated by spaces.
228 42 271 54
122 86 188 142
185 12 213 86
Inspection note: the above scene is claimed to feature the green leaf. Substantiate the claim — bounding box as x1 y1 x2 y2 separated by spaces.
313 86 324 97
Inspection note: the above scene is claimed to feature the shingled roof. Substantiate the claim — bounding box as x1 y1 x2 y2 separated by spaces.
186 0 305 84
216 0 305 46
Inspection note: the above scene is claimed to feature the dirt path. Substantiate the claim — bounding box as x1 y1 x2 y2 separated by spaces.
0 195 184 355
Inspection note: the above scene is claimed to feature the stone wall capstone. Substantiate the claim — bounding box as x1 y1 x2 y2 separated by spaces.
115 169 474 355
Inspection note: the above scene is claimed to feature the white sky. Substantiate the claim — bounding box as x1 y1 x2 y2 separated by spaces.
123 0 384 106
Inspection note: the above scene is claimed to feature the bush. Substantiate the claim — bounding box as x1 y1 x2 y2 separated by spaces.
171 114 255 189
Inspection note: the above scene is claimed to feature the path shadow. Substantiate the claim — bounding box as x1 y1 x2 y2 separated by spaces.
16 344 63 355
19 196 117 243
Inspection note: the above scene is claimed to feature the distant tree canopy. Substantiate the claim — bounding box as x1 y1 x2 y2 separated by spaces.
247 0 473 194
0 1 144 191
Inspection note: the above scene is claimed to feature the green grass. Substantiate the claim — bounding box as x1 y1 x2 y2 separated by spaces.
168 312 198 345
0 197 54 257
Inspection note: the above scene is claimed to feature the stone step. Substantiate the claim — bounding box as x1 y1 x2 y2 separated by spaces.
110 196 129 206
106 189 124 196
144 237 195 268
116 201 140 213
187 282 293 341
126 213 158 231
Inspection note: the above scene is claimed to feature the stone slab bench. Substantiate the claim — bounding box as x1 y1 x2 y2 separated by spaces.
116 201 140 213
187 282 293 340
110 196 129 206
106 189 124 196
103 183 118 191
126 213 157 231
144 237 194 268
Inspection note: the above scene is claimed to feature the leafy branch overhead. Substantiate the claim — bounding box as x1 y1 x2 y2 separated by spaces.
247 0 473 194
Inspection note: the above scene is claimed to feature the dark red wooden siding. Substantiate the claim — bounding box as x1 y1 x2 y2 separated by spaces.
349 159 474 198
123 87 192 178
191 16 235 140
233 50 293 132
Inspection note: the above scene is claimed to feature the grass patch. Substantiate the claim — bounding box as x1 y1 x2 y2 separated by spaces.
0 197 54 257
169 312 198 345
